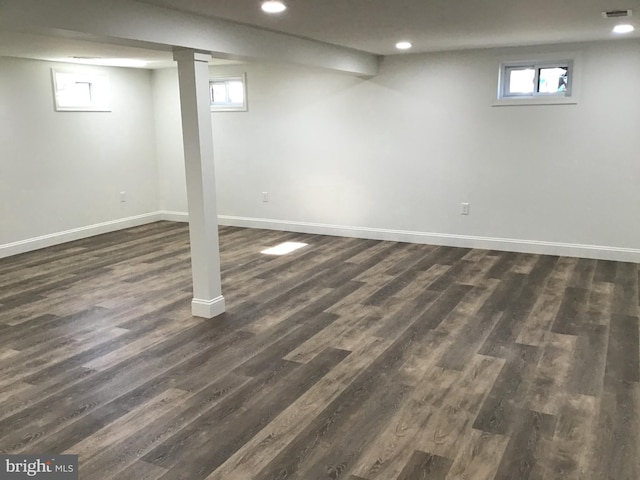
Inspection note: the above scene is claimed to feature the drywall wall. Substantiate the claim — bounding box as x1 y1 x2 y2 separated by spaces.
0 57 158 250
154 39 640 259
153 67 187 215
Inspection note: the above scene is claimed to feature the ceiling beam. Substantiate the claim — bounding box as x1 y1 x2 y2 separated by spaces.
0 0 379 76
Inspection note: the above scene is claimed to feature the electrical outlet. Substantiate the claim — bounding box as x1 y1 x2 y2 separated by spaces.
120 191 127 203
262 192 269 203
461 202 470 215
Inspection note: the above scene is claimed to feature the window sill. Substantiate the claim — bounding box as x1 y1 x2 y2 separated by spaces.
492 96 578 107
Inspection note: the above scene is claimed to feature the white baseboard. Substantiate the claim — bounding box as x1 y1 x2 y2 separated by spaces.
4 211 639 263
0 212 163 259
191 295 226 319
158 210 189 222
1 211 194 259
217 214 640 263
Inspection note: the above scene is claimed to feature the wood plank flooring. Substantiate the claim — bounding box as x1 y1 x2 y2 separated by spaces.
1 221 639 479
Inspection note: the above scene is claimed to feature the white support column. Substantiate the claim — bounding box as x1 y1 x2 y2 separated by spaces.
173 49 225 319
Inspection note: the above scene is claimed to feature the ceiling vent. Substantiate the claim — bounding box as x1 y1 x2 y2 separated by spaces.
601 9 632 18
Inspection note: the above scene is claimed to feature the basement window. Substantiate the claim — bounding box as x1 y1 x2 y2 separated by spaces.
210 74 247 112
495 59 577 106
52 70 111 112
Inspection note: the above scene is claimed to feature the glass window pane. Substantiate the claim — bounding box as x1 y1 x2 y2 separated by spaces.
53 70 110 111
74 82 93 103
209 75 247 111
56 77 93 107
210 82 228 104
227 81 244 105
508 68 535 94
538 67 568 93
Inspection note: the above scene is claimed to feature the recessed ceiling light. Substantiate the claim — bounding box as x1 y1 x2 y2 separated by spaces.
395 41 412 50
261 1 286 13
613 24 635 33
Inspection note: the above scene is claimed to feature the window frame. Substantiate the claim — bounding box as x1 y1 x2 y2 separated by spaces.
493 52 580 107
209 74 247 112
51 69 111 112
500 60 573 99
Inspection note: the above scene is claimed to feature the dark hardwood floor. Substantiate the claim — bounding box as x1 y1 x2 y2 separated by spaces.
0 221 639 479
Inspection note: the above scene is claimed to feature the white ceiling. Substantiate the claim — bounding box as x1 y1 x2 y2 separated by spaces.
138 0 640 55
0 0 637 69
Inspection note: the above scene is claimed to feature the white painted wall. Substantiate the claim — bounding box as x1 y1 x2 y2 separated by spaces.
0 57 158 247
153 67 187 214
153 39 640 259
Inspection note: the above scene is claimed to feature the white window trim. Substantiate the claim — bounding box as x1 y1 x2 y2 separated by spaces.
492 51 581 107
209 73 248 112
51 69 111 112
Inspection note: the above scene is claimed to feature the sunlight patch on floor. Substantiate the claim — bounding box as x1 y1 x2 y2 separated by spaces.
261 242 308 256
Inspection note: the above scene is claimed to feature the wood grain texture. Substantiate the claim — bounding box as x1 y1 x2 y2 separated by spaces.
396 450 453 480
1 221 639 479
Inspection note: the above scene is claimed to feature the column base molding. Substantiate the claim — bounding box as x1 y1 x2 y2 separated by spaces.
191 295 226 319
